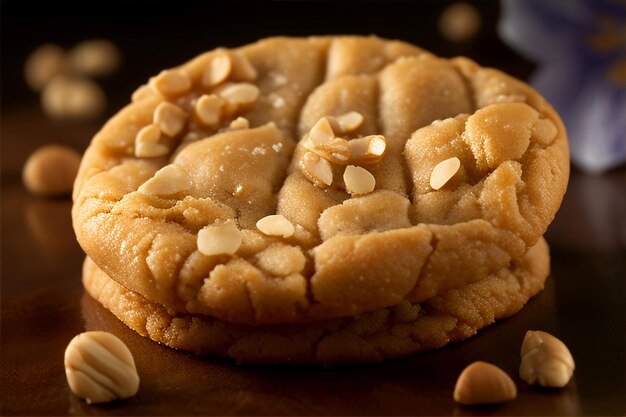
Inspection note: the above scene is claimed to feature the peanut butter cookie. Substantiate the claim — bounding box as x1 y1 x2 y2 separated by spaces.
73 36 568 325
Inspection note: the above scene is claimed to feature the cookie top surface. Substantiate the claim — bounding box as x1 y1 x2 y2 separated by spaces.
72 35 569 325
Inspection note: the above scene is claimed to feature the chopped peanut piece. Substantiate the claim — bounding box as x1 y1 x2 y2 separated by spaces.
348 135 387 165
135 124 169 158
347 138 368 159
229 117 250 130
324 116 341 134
217 83 260 105
325 111 364 134
230 51 257 81
256 215 295 238
307 137 350 164
308 117 336 146
430 157 461 190
135 141 169 158
195 94 225 126
131 84 155 102
138 164 191 196
202 54 232 87
367 136 387 156
305 115 372 164
197 220 242 256
154 102 187 137
136 124 161 144
150 69 191 97
343 165 376 196
299 151 333 188
335 111 364 132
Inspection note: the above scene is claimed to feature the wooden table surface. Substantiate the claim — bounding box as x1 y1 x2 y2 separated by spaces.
1 2 625 415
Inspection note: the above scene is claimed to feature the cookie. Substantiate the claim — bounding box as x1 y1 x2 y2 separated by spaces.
72 36 568 325
82 237 549 364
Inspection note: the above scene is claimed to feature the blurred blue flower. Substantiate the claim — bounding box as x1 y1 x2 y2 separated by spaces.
499 0 626 173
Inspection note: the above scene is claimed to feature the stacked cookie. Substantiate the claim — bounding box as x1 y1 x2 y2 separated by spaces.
73 36 569 364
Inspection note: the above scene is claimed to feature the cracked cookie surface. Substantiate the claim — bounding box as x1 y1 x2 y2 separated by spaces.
72 36 568 325
82 238 549 364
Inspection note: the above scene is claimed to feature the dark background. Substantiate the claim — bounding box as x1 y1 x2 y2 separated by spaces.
0 0 532 111
1 1 624 416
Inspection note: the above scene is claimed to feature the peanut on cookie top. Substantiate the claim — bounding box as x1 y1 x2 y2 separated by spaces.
73 36 568 325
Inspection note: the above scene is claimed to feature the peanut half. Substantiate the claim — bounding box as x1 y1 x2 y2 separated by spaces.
453 361 517 405
256 214 295 238
153 102 187 137
64 331 139 404
150 69 191 98
216 82 260 105
343 165 376 196
202 53 232 87
195 94 225 126
333 111 364 133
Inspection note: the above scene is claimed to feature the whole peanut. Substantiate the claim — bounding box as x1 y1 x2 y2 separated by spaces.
23 144 81 196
